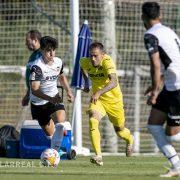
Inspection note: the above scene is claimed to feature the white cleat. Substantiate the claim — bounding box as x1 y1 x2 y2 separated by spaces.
160 168 180 177
90 155 103 166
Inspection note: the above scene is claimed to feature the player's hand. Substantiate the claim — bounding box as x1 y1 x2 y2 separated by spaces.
83 85 90 93
144 86 153 96
91 91 100 104
146 94 157 105
50 94 63 105
22 95 29 106
145 86 158 105
67 90 74 103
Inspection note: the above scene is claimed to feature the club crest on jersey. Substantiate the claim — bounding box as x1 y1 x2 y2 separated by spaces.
98 66 103 70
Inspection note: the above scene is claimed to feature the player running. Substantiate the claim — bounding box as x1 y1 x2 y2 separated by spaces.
142 2 180 177
80 42 134 166
29 36 74 152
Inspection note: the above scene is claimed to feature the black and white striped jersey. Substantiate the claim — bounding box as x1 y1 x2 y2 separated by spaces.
144 23 180 91
29 56 63 105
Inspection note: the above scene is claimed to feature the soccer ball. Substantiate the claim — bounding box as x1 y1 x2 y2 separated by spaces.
40 148 60 167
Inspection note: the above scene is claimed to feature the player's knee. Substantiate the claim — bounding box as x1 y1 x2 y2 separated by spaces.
89 117 99 131
114 125 124 132
88 110 102 120
166 132 180 142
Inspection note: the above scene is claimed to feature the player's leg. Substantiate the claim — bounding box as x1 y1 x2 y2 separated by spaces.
166 126 180 142
88 101 106 166
105 101 133 156
50 103 66 152
162 125 180 177
148 88 180 175
41 119 55 138
31 102 55 139
161 97 180 177
31 102 66 152
148 108 180 176
114 126 134 157
165 90 180 142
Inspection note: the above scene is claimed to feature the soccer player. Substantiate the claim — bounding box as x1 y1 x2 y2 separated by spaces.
142 2 180 177
29 36 74 152
22 30 42 107
80 42 134 166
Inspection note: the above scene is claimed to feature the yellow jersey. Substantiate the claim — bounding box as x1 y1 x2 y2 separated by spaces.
80 54 123 103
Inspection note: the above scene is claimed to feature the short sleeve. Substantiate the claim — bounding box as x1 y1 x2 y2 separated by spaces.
144 33 159 56
80 58 89 70
29 65 43 81
103 58 116 75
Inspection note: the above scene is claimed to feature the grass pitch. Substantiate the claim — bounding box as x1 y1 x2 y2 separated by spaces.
0 156 178 180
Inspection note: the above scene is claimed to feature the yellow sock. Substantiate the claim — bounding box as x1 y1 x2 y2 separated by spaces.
116 127 133 144
89 117 101 155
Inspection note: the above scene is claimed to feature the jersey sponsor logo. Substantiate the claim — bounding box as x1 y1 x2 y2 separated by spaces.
89 73 105 78
45 75 58 81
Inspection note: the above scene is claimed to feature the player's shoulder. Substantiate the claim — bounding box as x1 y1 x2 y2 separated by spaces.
33 56 42 65
30 57 43 70
80 57 90 66
145 23 172 37
103 54 112 61
53 57 63 65
102 54 113 65
30 60 43 75
80 57 90 62
28 50 42 63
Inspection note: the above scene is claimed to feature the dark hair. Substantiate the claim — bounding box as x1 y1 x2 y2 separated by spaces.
89 42 105 52
26 30 42 42
142 2 160 20
40 36 58 50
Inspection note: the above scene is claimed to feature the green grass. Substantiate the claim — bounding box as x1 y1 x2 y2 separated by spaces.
0 156 178 180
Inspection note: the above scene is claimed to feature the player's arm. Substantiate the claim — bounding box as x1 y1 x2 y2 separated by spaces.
149 52 162 96
91 73 117 104
30 65 61 104
22 65 31 106
144 33 162 105
98 73 117 95
31 80 52 101
21 89 30 106
80 58 90 92
58 65 74 102
81 68 90 92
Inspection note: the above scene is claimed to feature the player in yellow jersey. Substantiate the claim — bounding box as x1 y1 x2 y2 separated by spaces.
80 42 134 166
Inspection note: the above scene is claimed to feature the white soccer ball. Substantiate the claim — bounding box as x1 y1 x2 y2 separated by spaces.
40 148 60 167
